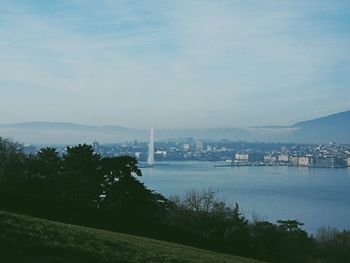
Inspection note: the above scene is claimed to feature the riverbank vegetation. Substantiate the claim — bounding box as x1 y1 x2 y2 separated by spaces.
0 137 349 262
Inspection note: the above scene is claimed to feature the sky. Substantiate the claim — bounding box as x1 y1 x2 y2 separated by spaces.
0 0 349 129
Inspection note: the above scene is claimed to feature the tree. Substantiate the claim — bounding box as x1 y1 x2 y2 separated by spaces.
100 156 166 220
169 189 250 248
24 147 62 199
62 144 102 207
183 188 216 213
36 147 61 181
26 148 61 179
277 219 304 232
250 221 280 260
0 137 25 183
276 219 313 262
315 226 339 245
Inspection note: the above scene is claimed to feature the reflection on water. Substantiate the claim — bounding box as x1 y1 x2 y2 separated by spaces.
140 161 350 233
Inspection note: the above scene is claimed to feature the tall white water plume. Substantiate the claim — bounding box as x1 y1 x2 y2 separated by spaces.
147 128 155 165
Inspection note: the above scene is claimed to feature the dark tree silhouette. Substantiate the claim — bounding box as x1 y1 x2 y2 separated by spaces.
0 137 25 183
25 147 62 198
277 219 304 232
36 147 61 181
100 156 166 219
62 144 102 207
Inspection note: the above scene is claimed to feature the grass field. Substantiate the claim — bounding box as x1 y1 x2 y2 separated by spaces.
0 210 263 263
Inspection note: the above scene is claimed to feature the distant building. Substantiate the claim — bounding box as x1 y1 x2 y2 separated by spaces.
348 157 350 167
183 144 190 151
281 146 288 153
278 154 289 162
264 154 277 162
252 153 264 162
314 156 336 168
298 156 312 167
235 153 249 162
291 156 299 166
195 140 204 152
235 152 263 162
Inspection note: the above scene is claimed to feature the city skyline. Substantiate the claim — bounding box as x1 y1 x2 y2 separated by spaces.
1 1 350 129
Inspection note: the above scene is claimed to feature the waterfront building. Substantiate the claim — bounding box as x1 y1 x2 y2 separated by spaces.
291 156 299 166
235 152 263 162
298 156 312 167
314 156 336 168
348 157 350 167
235 153 249 162
264 154 277 162
278 154 289 162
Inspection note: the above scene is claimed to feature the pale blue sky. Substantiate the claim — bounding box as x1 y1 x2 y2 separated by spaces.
1 0 349 128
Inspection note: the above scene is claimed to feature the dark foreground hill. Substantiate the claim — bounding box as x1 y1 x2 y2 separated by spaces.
0 210 262 263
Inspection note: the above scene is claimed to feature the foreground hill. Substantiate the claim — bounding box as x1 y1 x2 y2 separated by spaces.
0 210 262 263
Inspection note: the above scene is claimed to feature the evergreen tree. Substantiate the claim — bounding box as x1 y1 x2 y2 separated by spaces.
62 144 102 207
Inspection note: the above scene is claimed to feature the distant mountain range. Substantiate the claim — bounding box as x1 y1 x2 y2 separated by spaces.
0 122 250 144
250 110 350 143
0 110 349 144
290 110 350 143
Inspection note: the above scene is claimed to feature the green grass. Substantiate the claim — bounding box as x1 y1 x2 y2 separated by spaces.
0 210 263 263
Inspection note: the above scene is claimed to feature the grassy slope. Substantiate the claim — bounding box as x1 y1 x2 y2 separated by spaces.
0 210 263 263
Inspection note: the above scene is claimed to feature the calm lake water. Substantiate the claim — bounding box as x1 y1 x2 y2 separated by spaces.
139 161 350 234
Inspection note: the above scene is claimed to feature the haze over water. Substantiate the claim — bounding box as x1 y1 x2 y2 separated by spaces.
140 162 350 234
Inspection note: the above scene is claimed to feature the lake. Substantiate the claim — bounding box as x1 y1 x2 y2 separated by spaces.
139 161 350 234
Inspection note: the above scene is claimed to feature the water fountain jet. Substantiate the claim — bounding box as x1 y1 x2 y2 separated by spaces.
147 128 155 166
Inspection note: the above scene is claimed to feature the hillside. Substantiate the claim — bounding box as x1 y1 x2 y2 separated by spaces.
0 122 147 144
0 122 250 144
290 110 350 143
0 210 262 263
250 110 350 143
1 110 349 144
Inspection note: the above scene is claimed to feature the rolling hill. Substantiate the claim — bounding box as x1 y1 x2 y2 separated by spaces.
289 110 350 143
0 210 262 263
0 122 250 144
249 110 350 144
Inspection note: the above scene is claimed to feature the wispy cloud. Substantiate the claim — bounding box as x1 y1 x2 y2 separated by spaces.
0 0 349 128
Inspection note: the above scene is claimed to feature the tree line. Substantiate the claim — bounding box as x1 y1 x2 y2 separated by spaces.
0 137 349 263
